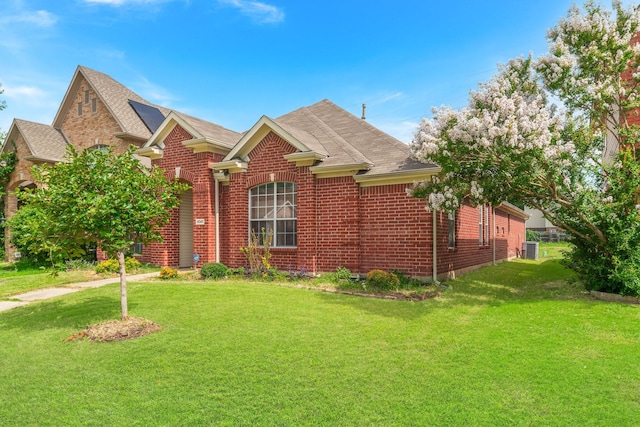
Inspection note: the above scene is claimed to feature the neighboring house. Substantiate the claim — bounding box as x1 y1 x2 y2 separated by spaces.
2 65 528 280
524 207 560 233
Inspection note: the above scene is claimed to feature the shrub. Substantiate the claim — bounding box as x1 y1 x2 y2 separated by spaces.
159 266 179 280
324 266 351 284
229 267 247 276
95 257 141 274
391 269 427 288
240 227 275 277
65 259 95 271
526 229 540 242
366 269 400 292
201 262 230 280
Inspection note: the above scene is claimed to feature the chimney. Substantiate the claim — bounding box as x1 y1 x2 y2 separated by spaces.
361 103 367 120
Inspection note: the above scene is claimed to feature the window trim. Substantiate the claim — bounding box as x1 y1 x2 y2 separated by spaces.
448 211 456 249
249 182 297 248
479 203 490 246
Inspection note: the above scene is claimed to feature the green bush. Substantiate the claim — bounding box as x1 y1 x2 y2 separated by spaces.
323 266 351 284
365 269 400 292
200 262 230 280
65 259 95 271
95 257 141 274
526 230 540 241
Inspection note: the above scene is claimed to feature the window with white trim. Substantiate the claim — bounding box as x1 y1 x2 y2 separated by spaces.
249 182 297 247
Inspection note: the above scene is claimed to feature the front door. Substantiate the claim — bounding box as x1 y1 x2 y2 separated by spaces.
179 189 193 268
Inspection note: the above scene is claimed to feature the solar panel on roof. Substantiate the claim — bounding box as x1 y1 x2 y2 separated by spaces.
128 99 166 133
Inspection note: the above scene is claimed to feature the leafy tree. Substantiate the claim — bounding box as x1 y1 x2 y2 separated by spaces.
11 145 189 318
410 1 640 295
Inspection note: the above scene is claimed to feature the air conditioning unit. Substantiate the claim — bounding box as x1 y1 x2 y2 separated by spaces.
522 242 539 260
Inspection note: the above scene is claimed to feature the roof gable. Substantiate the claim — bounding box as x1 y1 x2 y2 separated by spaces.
222 115 327 162
52 65 170 140
3 119 69 162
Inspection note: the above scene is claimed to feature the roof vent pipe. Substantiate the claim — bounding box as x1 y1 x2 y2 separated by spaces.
361 103 366 120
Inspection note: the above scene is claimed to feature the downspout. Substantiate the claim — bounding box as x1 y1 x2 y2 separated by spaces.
214 174 220 264
492 205 496 265
432 210 439 284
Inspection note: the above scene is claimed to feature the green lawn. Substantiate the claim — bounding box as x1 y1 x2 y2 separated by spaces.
0 262 159 299
0 244 638 426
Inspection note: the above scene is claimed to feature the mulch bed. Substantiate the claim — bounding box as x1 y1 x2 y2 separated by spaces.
65 316 161 342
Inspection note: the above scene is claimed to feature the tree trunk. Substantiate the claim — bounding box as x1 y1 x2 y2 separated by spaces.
117 250 128 320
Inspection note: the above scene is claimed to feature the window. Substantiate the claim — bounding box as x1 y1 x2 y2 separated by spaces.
91 98 97 113
479 204 490 246
448 211 456 248
84 90 90 104
77 102 82 116
249 182 297 247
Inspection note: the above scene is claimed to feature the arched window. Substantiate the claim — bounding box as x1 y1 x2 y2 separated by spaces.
249 182 297 247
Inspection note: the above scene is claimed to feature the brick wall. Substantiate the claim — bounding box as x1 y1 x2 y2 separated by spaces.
143 123 225 268
359 184 431 277
59 77 133 153
214 131 528 279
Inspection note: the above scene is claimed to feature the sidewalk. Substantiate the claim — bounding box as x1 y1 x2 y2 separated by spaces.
0 272 160 313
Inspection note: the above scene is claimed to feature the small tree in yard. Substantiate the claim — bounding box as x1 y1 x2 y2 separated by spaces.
410 1 640 295
11 145 189 318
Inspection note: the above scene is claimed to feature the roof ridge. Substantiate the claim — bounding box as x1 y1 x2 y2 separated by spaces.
298 106 373 165
322 99 410 151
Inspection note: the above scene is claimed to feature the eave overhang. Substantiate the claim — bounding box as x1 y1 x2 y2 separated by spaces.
309 162 372 178
209 160 248 174
354 167 442 187
283 151 327 167
114 132 148 144
23 155 61 164
136 146 164 160
497 202 530 220
182 137 234 155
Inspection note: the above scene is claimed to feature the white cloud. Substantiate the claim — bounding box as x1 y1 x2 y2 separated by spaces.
133 76 177 106
82 0 173 6
218 0 284 24
3 85 46 99
2 10 57 27
368 92 405 107
371 119 419 144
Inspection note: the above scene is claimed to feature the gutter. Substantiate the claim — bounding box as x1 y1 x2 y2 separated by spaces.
432 210 439 284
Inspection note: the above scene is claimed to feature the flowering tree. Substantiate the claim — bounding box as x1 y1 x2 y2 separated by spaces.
410 1 640 295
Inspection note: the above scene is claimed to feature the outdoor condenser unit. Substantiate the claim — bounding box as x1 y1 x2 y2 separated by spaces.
522 241 539 260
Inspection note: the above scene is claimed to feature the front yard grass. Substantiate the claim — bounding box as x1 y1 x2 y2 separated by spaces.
0 244 638 426
0 261 159 299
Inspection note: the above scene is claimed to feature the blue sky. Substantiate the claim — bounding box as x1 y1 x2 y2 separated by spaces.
0 0 627 143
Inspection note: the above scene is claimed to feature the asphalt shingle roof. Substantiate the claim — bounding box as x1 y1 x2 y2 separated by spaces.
12 119 69 162
275 99 435 175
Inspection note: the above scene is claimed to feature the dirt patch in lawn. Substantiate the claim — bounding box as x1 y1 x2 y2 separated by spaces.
65 316 161 342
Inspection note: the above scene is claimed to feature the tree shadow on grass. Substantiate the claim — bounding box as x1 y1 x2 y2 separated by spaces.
0 295 138 333
316 258 591 317
315 290 435 321
435 259 591 307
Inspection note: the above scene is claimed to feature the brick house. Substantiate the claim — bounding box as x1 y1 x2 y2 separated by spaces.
2 65 528 280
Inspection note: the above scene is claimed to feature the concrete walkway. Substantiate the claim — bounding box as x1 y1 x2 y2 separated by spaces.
0 272 160 313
